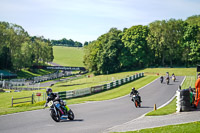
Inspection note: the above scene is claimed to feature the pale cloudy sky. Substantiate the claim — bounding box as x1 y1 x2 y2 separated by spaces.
0 0 200 43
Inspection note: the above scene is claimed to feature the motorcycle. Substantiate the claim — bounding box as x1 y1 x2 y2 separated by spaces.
166 77 170 85
46 100 74 122
131 94 141 108
172 76 176 82
160 76 164 83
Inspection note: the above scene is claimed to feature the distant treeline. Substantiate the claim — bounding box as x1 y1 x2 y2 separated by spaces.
84 15 200 75
0 22 54 71
51 38 89 47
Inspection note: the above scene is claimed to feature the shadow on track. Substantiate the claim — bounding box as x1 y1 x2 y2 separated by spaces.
61 119 84 122
139 106 153 109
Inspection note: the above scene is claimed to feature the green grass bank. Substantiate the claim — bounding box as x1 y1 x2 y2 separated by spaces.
113 121 200 133
53 46 84 67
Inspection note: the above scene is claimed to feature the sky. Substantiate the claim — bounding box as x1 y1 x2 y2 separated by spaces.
0 0 200 43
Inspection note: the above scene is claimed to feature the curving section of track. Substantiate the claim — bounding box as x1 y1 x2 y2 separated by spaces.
0 76 184 133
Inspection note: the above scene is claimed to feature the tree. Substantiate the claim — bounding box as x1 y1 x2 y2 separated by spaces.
147 20 165 66
121 25 150 68
164 19 185 67
186 15 200 26
83 28 123 74
0 21 54 71
83 40 100 73
97 28 123 74
147 19 185 67
84 41 89 46
182 24 199 66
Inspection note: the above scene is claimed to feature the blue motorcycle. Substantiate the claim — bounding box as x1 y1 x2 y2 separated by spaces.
46 100 74 122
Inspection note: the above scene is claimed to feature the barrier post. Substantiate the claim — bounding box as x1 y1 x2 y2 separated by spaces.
176 90 181 112
12 96 13 107
32 93 34 104
154 104 157 111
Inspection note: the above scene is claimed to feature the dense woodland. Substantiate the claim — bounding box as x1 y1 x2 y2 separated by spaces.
0 22 54 71
83 15 200 74
1 15 200 74
51 38 85 47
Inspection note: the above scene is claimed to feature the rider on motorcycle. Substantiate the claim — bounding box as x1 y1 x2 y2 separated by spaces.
172 73 176 81
166 72 170 82
44 88 68 119
130 87 142 102
160 76 164 83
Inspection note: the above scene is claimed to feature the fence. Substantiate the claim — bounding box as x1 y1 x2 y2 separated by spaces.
12 94 34 107
33 92 47 103
58 72 144 100
1 71 73 89
30 71 72 84
11 92 47 106
11 72 144 106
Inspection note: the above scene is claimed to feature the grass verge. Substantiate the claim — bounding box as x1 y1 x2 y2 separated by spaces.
114 121 200 133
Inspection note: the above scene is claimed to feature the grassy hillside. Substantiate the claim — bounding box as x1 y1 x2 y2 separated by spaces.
53 46 84 67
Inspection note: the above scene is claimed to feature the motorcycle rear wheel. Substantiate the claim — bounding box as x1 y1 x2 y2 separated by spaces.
135 101 138 108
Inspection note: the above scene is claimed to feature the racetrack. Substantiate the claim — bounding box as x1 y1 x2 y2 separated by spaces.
0 76 184 133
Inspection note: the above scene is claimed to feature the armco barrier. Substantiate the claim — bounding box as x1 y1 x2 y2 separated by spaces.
113 81 116 87
74 88 91 97
176 90 181 112
58 91 67 100
107 83 110 89
57 73 144 100
91 85 104 93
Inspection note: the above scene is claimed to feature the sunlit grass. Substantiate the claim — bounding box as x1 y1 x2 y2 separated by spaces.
114 121 200 133
53 46 84 67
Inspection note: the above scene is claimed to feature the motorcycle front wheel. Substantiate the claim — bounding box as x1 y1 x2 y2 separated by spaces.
50 109 60 122
68 109 74 120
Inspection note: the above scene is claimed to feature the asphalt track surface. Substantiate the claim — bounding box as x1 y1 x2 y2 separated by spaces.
0 76 184 133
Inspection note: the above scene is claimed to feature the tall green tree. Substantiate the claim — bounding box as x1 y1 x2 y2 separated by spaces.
164 19 185 67
83 28 123 74
121 25 150 68
0 21 54 71
182 24 199 67
98 28 123 74
147 20 165 66
83 40 100 73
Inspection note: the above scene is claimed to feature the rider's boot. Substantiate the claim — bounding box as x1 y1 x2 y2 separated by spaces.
60 115 68 120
